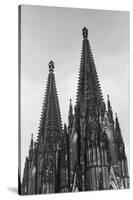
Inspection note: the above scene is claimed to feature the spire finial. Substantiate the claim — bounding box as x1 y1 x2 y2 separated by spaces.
64 123 67 130
82 27 88 39
115 113 118 119
48 60 54 72
107 94 111 107
30 133 33 150
107 94 113 115
69 98 73 114
115 112 120 130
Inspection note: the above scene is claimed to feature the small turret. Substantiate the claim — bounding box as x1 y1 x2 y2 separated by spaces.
115 113 120 130
64 123 67 133
115 114 129 188
68 99 74 129
29 133 34 162
115 113 124 145
107 94 111 111
22 157 29 195
30 133 34 150
107 95 114 127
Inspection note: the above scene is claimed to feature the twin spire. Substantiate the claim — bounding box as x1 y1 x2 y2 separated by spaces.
22 27 128 195
36 27 120 147
47 27 108 117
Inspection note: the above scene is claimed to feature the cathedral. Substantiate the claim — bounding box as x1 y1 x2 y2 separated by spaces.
21 27 129 195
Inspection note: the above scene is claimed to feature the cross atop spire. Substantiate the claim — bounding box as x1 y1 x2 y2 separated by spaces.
82 27 88 39
49 60 55 72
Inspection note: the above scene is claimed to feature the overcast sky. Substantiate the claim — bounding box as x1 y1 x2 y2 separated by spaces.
20 5 130 177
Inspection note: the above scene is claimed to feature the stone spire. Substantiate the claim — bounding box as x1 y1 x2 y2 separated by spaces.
22 157 29 195
115 113 124 145
115 113 129 186
69 98 73 116
68 98 74 129
29 133 34 164
37 60 62 149
76 27 103 108
30 133 34 150
37 60 63 193
115 113 120 130
107 95 114 127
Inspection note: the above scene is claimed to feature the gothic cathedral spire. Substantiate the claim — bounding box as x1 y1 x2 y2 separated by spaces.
72 27 129 191
22 61 63 195
76 27 103 108
37 60 62 149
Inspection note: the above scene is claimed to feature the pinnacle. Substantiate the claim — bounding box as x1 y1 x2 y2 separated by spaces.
107 94 112 110
82 27 88 39
31 133 33 139
48 60 55 72
64 123 67 130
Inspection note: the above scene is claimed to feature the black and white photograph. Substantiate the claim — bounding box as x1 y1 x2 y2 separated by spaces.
18 4 130 195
